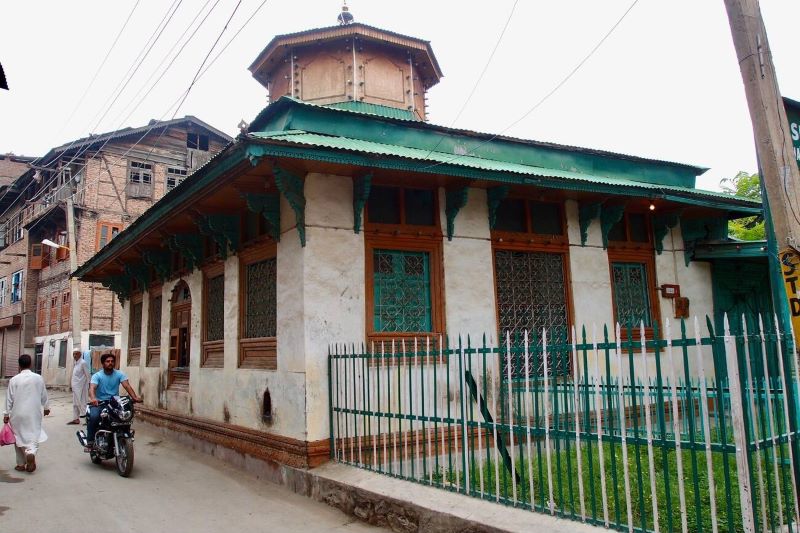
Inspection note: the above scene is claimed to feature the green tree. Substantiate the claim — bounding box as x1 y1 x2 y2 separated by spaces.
721 171 765 240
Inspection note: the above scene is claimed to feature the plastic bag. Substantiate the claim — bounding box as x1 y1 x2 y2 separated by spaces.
0 422 15 446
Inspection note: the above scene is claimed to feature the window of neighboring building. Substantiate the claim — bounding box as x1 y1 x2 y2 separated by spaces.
202 263 225 368
127 161 153 198
166 167 187 192
364 184 443 347
187 133 209 151
97 222 123 250
0 277 7 307
10 270 23 303
61 291 70 332
238 244 277 369
37 298 47 336
49 296 58 333
58 340 67 368
607 210 659 339
128 297 143 366
491 197 571 377
6 213 23 245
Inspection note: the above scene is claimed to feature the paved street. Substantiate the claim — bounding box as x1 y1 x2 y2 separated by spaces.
0 387 379 533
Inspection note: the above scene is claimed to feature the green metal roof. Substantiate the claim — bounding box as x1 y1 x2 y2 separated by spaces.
691 240 768 260
322 101 421 121
248 130 761 212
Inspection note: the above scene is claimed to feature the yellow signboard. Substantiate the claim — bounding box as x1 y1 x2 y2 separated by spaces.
780 247 800 336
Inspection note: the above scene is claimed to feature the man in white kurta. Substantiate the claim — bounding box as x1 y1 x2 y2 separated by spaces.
69 349 90 424
3 354 50 472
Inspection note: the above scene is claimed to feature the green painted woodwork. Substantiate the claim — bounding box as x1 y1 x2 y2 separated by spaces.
100 274 132 303
273 164 306 247
196 214 240 259
168 234 204 272
323 101 420 121
242 193 281 242
611 261 652 328
142 249 172 281
372 249 432 332
680 216 729 265
652 212 681 254
712 260 773 336
124 263 150 292
352 174 372 234
251 97 704 189
578 202 602 246
445 186 468 241
692 240 767 260
486 186 510 230
600 204 626 249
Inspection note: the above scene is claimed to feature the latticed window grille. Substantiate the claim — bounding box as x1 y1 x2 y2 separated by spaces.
611 261 652 329
373 249 432 333
206 275 224 341
149 296 162 346
129 301 143 349
494 250 569 377
245 258 277 338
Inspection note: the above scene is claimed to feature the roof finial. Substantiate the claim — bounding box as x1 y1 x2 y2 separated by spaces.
337 1 354 25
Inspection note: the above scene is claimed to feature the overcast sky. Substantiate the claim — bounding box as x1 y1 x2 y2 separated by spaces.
2 1 798 191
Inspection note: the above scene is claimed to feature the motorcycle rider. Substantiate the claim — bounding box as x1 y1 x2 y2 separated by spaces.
85 353 141 452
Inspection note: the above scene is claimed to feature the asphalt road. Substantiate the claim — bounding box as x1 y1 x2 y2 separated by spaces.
0 386 379 533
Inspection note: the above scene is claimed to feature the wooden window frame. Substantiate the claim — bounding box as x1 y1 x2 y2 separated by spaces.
606 211 660 340
201 261 225 368
238 241 277 370
127 160 153 198
37 298 47 336
10 270 22 303
49 296 58 333
0 277 6 307
490 197 568 247
146 285 162 368
96 221 123 251
128 293 143 366
165 167 187 192
60 291 70 332
187 132 209 151
364 183 442 239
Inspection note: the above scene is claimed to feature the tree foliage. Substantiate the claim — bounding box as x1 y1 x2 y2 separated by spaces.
721 171 765 240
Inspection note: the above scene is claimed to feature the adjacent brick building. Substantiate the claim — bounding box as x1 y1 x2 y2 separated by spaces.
0 118 230 382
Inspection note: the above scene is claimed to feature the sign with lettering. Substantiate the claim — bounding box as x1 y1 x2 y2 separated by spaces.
785 97 800 169
780 247 800 336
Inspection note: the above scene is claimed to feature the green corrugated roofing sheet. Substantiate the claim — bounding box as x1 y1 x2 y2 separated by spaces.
248 130 760 209
322 101 421 121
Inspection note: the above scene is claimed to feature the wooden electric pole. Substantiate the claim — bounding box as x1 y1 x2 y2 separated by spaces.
724 0 800 251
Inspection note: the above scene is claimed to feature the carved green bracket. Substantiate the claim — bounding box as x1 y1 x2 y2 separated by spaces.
196 214 240 259
242 193 281 242
445 187 469 241
487 186 510 230
124 263 150 292
168 234 204 272
353 173 372 234
600 204 626 249
652 212 681 255
142 249 172 282
680 215 729 265
578 202 602 246
100 274 132 304
274 165 306 247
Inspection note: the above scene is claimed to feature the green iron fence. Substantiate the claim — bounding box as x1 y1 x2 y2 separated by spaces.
329 314 800 533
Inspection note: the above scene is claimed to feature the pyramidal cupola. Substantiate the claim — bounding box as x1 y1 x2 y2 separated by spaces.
248 4 442 121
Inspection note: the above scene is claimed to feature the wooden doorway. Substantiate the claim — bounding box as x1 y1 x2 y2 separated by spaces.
169 281 192 390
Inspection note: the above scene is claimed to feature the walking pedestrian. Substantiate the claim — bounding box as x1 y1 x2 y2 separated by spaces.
3 354 50 472
68 349 90 425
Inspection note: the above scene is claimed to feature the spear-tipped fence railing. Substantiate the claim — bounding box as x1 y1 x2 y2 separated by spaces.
329 314 800 533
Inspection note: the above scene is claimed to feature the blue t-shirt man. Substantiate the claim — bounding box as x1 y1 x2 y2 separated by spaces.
90 369 128 401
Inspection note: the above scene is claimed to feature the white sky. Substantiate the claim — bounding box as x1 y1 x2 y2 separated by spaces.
1 0 798 192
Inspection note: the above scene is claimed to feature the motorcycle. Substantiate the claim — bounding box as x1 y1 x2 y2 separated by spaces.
76 396 136 477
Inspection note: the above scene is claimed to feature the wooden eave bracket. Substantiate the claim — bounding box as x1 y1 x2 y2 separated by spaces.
196 214 241 260
100 274 132 304
273 164 306 247
652 212 681 255
486 185 510 230
142 249 173 282
242 193 281 242
445 186 469 241
352 173 372 234
680 214 729 266
577 201 625 249
578 202 602 246
168 234 204 272
124 263 150 292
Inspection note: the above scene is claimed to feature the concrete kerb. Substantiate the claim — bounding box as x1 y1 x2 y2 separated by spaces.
138 417 600 533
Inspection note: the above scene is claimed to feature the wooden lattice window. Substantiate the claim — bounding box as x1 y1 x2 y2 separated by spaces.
372 250 432 333
201 263 224 368
128 298 143 366
238 243 277 370
147 293 162 367
61 291 70 332
37 298 47 336
49 296 58 333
